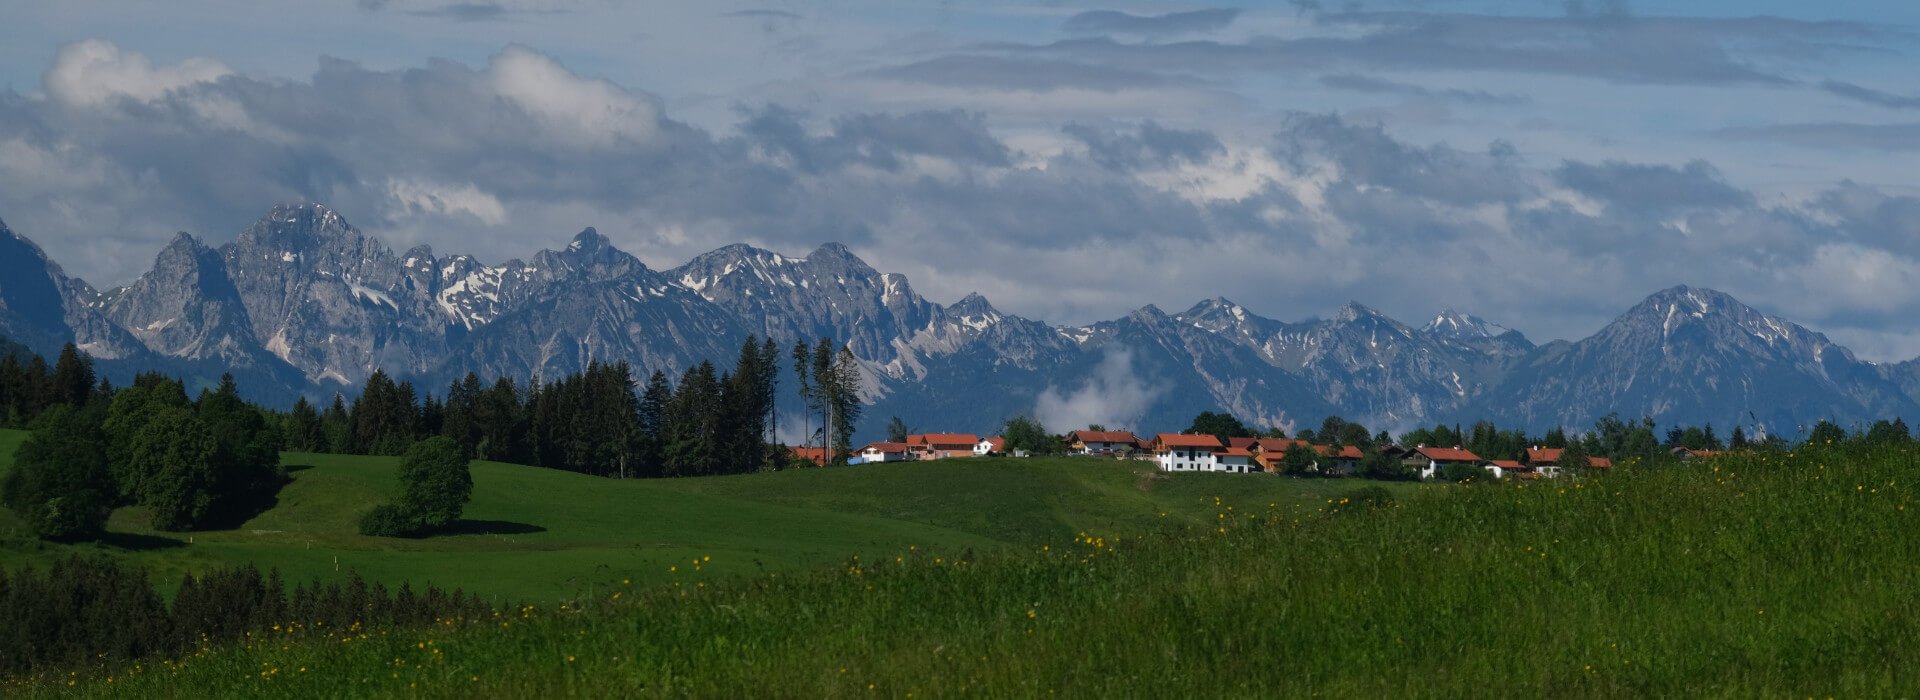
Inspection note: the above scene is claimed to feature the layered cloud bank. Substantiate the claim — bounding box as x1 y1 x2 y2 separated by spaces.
4 14 1920 360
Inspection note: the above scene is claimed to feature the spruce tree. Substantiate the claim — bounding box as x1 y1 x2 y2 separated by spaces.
637 370 670 477
49 343 95 408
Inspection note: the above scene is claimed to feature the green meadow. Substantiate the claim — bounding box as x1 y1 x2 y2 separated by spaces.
14 430 1920 696
0 430 1386 602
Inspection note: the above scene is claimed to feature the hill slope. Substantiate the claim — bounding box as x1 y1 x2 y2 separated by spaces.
0 431 1381 601
23 445 1918 697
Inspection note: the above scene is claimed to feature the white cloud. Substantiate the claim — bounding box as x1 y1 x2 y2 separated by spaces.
386 178 508 225
1034 347 1167 432
485 45 663 147
43 39 232 108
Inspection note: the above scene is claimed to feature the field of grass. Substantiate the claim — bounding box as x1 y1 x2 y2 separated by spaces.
0 430 1388 602
19 444 1920 697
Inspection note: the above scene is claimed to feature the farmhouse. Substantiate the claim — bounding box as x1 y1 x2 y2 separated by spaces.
1485 459 1534 480
1066 430 1142 456
859 442 910 463
1313 444 1365 475
974 436 1006 456
1248 438 1304 472
1217 446 1256 473
1522 446 1610 476
1671 447 1722 461
1152 433 1224 472
907 433 977 460
1406 445 1482 480
787 446 830 466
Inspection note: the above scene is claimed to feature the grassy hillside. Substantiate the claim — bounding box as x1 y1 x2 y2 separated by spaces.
0 431 1386 601
18 444 1920 694
21 445 1920 697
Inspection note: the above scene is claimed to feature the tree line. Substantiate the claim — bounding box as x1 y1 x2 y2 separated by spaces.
0 556 491 677
278 335 843 476
1 348 284 539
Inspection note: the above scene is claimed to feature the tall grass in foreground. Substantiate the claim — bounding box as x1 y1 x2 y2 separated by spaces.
19 446 1920 698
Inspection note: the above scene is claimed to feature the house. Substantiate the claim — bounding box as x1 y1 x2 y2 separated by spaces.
787 446 830 466
1067 430 1142 457
1249 438 1304 472
1485 459 1532 480
907 433 979 460
1522 446 1609 476
859 442 910 463
974 436 1006 456
1406 445 1482 480
1217 446 1256 473
1152 433 1225 472
1312 444 1365 476
1671 447 1722 461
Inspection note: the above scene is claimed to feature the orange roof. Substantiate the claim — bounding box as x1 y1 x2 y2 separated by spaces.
909 433 978 447
1250 438 1301 452
1588 457 1613 468
1415 446 1480 462
1226 437 1258 449
1219 447 1253 457
1526 447 1564 464
862 442 908 453
982 436 1006 450
788 446 829 464
1488 460 1525 468
1313 444 1365 459
1156 433 1224 449
1069 430 1138 444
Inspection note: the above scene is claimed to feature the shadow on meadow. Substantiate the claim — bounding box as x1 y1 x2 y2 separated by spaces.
95 531 187 551
440 519 546 536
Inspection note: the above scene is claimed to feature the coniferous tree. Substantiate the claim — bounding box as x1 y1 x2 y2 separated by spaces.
321 394 352 454
285 397 324 452
791 340 816 450
352 370 416 456
1729 425 1750 450
886 416 910 443
49 343 95 408
474 378 524 463
441 373 484 458
637 370 670 477
664 362 720 476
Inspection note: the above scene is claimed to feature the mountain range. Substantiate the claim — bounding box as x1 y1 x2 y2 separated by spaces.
4 202 1916 441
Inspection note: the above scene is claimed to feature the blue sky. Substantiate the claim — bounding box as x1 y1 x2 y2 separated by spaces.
5 0 1920 359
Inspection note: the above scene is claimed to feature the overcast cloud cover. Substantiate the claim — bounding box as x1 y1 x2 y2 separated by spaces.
6 1 1920 359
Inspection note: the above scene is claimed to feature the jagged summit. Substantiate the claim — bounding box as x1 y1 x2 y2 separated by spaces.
1425 308 1513 341
3 202 1915 437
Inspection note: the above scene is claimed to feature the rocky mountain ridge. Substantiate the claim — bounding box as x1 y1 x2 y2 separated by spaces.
2 203 1914 439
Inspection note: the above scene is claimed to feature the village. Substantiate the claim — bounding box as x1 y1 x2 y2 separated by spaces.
786 429 1723 481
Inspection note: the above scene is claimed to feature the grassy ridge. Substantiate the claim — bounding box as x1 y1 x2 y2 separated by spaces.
22 446 1920 697
0 431 1384 601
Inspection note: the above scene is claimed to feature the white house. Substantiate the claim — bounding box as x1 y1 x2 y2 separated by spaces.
974 436 1006 456
908 434 978 460
1216 447 1256 474
859 442 910 463
1151 433 1224 472
1066 430 1141 457
1407 445 1482 480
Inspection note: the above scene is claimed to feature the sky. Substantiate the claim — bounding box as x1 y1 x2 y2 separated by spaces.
5 0 1920 359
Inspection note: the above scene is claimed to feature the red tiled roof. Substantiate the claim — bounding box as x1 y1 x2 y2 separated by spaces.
1415 446 1481 462
1069 430 1139 444
862 442 909 453
1488 460 1525 468
909 433 979 447
1220 447 1253 457
1526 447 1564 464
788 446 829 464
1312 444 1365 459
1227 437 1258 449
1588 457 1613 468
1156 433 1224 449
982 436 1006 450
1250 438 1300 452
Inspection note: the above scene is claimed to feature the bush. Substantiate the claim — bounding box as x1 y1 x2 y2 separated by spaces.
397 437 473 528
1440 461 1495 485
357 503 424 538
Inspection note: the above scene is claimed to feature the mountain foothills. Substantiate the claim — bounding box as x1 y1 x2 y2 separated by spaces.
2 203 1916 437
